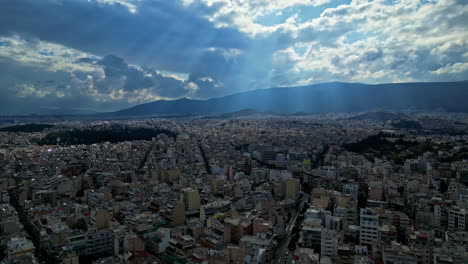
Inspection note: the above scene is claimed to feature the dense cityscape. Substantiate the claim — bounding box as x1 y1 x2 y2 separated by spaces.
1 0 468 263
0 111 467 264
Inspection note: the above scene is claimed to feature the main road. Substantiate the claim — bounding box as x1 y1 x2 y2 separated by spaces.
273 194 309 264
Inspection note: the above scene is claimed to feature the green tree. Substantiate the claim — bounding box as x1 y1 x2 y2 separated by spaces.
70 218 87 231
439 179 448 194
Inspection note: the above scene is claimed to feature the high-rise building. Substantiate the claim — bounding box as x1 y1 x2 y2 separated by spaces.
157 169 180 183
321 229 339 258
283 178 298 200
85 229 113 258
359 208 379 250
95 209 111 230
300 220 322 252
6 236 36 263
171 202 186 226
180 187 201 211
448 206 467 230
224 217 253 244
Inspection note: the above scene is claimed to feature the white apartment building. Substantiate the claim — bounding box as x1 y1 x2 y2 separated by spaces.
360 208 379 249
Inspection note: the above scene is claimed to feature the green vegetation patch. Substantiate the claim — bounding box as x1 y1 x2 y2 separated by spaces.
0 123 55 133
37 125 177 145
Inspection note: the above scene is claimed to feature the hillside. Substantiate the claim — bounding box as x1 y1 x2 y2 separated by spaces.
110 81 468 116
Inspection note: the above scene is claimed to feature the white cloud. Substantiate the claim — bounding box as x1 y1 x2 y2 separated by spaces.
94 0 140 13
0 35 101 73
432 63 468 75
261 0 468 86
183 0 331 35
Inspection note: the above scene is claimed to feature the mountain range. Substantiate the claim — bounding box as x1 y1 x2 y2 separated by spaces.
110 81 468 116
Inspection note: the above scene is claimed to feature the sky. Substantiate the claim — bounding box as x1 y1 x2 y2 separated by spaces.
0 0 467 114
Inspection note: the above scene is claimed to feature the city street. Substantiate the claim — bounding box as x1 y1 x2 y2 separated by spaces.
274 194 308 264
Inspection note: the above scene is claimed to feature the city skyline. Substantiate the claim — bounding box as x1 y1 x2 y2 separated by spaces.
0 112 467 264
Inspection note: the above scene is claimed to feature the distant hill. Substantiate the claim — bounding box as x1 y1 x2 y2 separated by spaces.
348 111 404 122
223 109 260 117
220 109 262 118
350 112 430 130
390 120 422 130
110 81 468 116
200 109 265 119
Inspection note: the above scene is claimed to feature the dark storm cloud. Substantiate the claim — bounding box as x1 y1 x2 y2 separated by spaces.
0 53 197 114
0 0 253 103
152 73 193 98
188 73 224 98
0 57 91 114
98 55 153 91
79 54 195 98
0 0 249 74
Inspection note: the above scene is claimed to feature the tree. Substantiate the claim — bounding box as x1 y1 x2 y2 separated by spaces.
115 211 125 224
70 218 87 231
439 179 448 194
396 224 407 244
397 186 404 195
358 183 369 210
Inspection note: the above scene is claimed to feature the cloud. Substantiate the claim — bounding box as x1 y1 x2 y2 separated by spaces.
188 73 225 98
432 62 468 76
0 0 249 73
183 0 332 35
71 54 204 101
0 36 202 113
0 0 467 114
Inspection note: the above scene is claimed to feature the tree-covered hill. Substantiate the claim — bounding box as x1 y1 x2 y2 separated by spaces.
37 125 176 145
